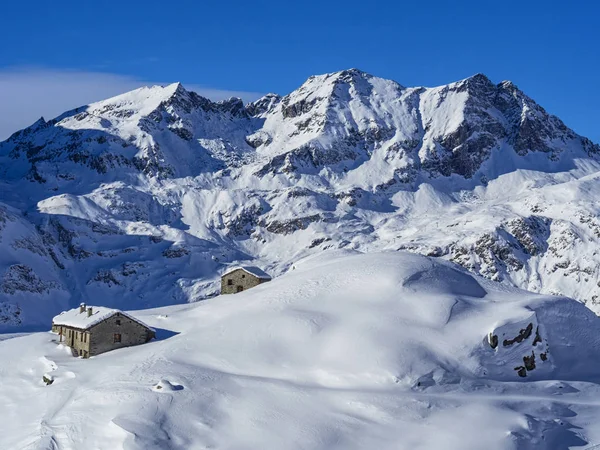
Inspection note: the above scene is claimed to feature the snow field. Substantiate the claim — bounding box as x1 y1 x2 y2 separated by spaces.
1 251 600 449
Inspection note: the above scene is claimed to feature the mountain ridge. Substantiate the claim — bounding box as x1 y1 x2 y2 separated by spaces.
1 68 600 329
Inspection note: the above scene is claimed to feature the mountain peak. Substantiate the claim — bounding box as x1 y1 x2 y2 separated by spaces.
332 68 373 79
290 68 404 104
162 81 181 90
145 82 195 105
32 116 46 127
163 81 186 96
456 73 495 90
498 79 520 92
216 96 246 116
466 72 492 82
247 93 282 116
5 116 50 142
301 68 376 87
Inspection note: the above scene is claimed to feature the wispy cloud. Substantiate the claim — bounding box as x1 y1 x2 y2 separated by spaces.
0 67 264 140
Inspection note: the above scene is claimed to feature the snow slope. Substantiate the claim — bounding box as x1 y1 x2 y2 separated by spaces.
1 252 600 449
1 68 600 329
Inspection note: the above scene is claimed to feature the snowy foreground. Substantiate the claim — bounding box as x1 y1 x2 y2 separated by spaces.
2 251 600 449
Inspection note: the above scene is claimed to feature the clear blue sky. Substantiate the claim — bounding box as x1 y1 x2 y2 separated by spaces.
1 0 599 141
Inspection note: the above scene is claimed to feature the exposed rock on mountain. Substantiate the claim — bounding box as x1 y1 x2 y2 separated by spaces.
1 68 600 328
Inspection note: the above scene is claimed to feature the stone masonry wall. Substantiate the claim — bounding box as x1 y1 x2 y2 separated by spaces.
221 269 269 294
53 324 91 357
88 312 154 356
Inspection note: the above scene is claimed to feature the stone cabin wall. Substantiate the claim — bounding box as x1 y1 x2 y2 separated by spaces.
221 269 269 294
88 312 154 356
52 324 91 357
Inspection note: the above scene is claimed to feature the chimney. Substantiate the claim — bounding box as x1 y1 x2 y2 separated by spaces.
87 307 93 317
79 303 86 313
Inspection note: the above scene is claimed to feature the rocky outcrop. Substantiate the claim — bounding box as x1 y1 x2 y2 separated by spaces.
261 215 323 235
1 265 60 295
1 68 600 330
488 316 551 378
162 247 190 258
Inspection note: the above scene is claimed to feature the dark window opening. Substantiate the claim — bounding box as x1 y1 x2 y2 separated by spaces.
116 319 121 325
227 279 233 286
242 274 245 278
236 285 244 293
114 333 122 343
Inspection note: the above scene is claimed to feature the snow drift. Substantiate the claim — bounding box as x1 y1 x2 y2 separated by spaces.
1 252 600 449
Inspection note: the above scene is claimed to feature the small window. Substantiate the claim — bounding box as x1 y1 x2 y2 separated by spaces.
227 279 233 286
116 319 121 325
114 333 122 343
236 285 243 293
242 274 245 278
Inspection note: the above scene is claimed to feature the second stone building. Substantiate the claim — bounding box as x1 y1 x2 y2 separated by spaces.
221 266 272 294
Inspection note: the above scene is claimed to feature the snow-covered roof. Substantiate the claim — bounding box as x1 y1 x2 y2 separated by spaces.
222 266 272 280
52 305 154 331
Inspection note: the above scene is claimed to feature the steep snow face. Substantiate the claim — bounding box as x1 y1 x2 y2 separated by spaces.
252 70 599 182
1 252 600 449
253 69 419 175
0 82 256 188
1 69 600 329
416 74 600 179
2 70 597 191
0 202 70 327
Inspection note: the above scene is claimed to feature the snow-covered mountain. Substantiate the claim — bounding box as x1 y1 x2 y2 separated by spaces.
1 68 600 328
2 252 600 449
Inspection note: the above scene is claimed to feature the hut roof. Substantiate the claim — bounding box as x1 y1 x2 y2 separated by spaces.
52 305 154 331
222 266 272 280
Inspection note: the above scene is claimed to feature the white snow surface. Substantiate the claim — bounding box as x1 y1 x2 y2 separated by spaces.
1 252 600 449
2 69 600 448
52 305 153 331
1 67 600 331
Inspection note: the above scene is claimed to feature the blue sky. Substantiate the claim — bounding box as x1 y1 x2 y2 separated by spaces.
1 0 598 141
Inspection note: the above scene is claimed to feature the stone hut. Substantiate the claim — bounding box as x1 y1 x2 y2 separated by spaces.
51 303 155 358
221 266 272 294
